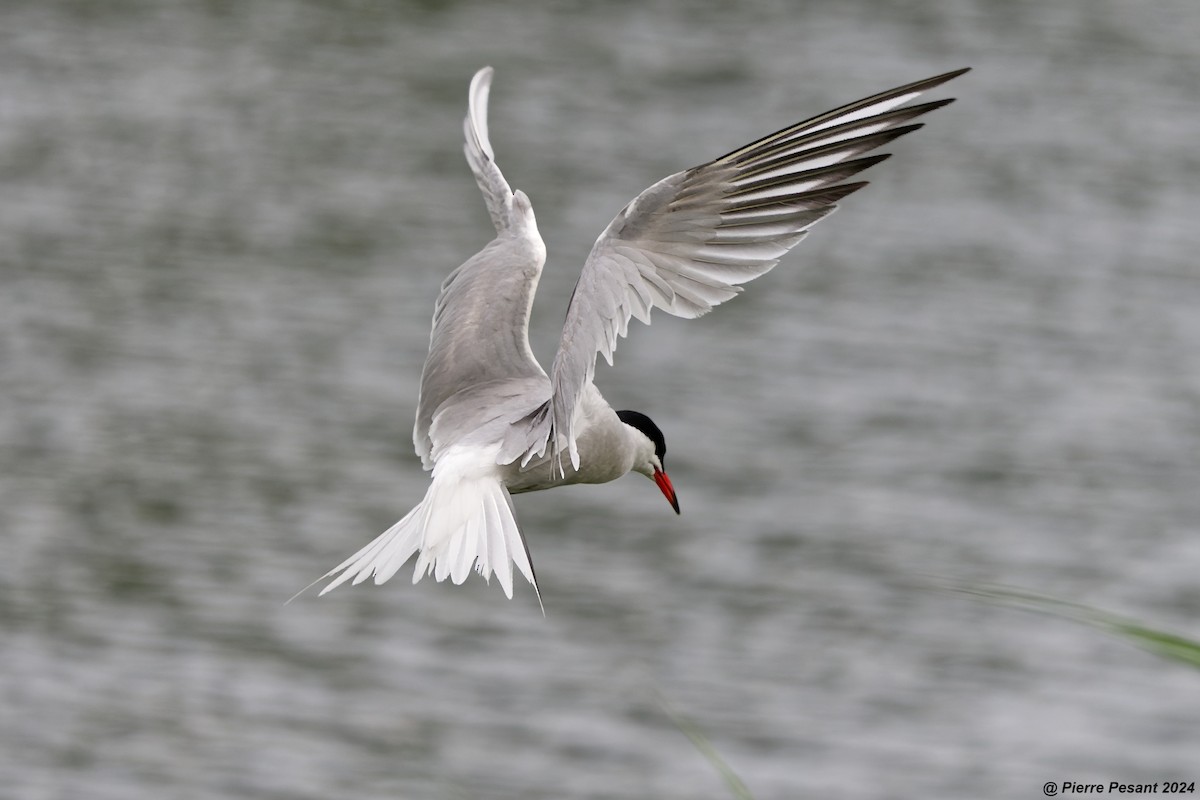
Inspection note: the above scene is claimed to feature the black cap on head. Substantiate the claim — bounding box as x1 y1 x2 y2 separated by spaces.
616 409 666 463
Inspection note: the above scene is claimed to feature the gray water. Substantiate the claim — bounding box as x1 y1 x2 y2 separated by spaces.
4 2 1200 798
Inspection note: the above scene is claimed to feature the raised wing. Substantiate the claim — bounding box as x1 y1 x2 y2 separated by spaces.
413 67 549 469
531 68 969 471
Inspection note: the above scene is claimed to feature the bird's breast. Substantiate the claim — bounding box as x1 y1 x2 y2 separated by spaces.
504 396 634 493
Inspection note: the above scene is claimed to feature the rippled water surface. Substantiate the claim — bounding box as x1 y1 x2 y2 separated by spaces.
5 2 1200 798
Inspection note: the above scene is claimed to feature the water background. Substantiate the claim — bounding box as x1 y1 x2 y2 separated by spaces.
4 2 1200 798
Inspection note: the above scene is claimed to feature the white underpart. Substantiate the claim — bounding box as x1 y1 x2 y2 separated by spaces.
318 444 538 602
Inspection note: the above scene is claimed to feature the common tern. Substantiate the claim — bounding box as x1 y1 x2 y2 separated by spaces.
314 65 967 604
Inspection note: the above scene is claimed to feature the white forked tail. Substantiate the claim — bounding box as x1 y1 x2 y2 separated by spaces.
317 446 541 606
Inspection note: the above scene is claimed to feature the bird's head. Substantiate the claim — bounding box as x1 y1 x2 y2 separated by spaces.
617 409 680 515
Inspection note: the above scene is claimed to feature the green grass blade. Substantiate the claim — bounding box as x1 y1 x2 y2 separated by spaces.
943 581 1200 672
659 696 757 800
1102 621 1200 669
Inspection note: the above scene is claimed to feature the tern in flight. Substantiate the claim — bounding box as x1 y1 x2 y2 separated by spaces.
313 65 967 604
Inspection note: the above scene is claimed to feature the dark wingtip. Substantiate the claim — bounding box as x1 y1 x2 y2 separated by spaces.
924 66 972 88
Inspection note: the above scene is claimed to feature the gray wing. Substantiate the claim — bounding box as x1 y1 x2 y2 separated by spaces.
413 67 549 469
526 68 969 471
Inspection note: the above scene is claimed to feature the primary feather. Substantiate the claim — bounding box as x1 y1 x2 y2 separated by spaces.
529 68 969 473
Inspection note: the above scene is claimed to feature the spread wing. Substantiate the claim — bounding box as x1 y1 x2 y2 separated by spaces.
413 67 549 469
524 67 969 472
